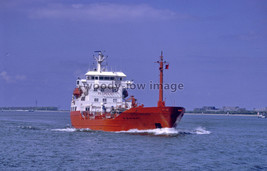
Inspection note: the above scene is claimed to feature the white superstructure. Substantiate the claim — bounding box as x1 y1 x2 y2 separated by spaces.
71 51 133 113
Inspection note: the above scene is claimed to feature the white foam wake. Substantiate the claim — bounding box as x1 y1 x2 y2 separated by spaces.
51 127 211 135
51 128 77 132
118 128 179 135
116 127 211 136
51 128 92 132
19 125 40 130
193 127 211 135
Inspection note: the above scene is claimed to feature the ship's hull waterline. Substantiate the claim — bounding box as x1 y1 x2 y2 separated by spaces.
71 107 185 132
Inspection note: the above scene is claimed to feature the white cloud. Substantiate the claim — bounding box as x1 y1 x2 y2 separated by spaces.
0 71 11 83
29 3 179 22
0 71 26 83
15 75 27 81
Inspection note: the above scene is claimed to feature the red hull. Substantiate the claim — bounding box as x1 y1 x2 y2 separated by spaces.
70 106 185 132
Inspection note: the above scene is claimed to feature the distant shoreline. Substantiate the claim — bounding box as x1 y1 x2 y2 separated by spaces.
185 113 257 117
1 110 69 112
1 110 258 116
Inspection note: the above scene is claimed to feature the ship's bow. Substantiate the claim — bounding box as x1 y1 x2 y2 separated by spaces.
169 107 185 128
165 107 185 127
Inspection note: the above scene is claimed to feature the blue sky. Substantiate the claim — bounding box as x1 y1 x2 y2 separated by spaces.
0 0 267 110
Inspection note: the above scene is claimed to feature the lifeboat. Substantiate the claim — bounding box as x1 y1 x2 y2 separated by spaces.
73 88 82 98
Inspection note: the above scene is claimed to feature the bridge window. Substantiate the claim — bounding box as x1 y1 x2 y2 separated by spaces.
72 107 77 111
104 77 110 80
99 76 104 80
110 77 115 80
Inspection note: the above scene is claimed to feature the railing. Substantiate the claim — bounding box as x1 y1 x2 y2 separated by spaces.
80 111 121 120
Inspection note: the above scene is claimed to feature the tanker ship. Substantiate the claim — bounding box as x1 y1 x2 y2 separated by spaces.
70 51 185 131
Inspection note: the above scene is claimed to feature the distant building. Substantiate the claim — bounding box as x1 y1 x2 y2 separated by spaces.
221 106 242 112
193 106 219 113
0 107 58 111
254 107 267 112
191 106 255 114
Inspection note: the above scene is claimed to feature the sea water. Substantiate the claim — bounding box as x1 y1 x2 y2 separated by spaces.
0 111 266 170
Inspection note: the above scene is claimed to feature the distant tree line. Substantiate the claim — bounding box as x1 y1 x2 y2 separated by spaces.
0 107 58 111
186 106 258 115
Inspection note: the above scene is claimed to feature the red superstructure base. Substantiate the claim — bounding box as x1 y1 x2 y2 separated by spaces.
70 106 185 132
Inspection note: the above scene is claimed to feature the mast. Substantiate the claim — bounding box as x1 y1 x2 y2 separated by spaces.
157 51 166 107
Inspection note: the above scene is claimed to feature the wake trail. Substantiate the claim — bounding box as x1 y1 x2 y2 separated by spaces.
116 126 211 136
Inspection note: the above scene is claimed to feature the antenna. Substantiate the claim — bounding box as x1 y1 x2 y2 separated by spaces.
93 51 107 72
35 99 38 110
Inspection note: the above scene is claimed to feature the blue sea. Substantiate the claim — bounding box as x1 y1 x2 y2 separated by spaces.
0 111 266 170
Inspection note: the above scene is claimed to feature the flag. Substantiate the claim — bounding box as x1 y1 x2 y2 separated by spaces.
165 64 169 69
